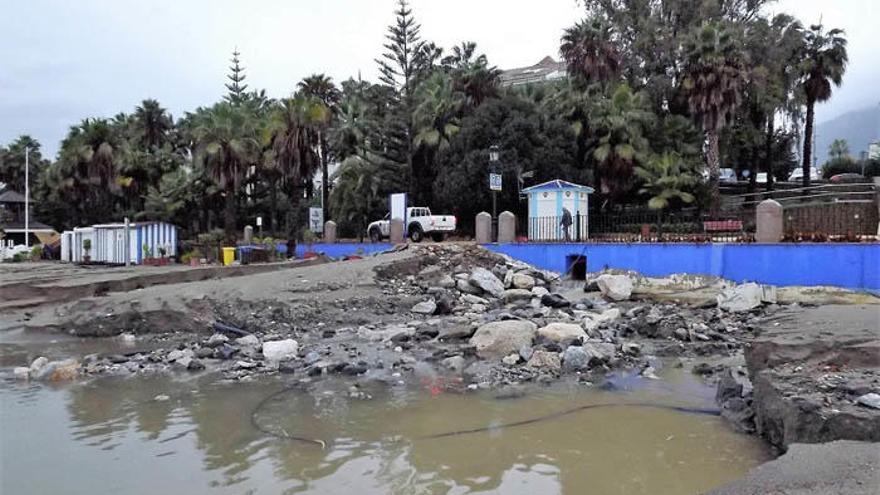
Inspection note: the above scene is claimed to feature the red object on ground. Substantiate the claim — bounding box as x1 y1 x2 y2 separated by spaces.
345 255 363 261
302 252 318 259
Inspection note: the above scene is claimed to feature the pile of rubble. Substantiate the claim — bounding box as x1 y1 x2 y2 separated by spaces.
12 245 780 389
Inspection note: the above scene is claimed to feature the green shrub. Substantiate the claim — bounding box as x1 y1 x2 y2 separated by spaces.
30 244 42 259
821 158 860 178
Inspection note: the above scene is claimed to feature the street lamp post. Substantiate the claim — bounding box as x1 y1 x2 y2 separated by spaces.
489 145 500 242
24 146 30 248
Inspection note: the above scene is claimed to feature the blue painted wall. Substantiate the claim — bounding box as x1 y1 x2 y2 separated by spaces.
486 243 880 290
288 242 879 290
295 243 392 259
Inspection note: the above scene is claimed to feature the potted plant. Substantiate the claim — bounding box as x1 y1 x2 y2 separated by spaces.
82 239 92 263
157 245 169 266
301 230 317 259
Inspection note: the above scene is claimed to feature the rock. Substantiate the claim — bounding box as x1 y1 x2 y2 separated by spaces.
717 282 775 312
33 359 79 381
441 355 466 372
519 344 534 362
187 359 205 371
342 362 368 375
154 394 170 402
469 267 505 298
512 273 536 290
213 344 236 360
262 339 299 362
235 334 261 348
641 366 660 380
13 367 30 380
471 304 487 313
622 342 641 356
411 300 437 315
434 294 455 315
503 289 533 302
673 328 690 341
856 393 880 410
527 350 562 372
29 356 49 374
502 353 520 365
457 279 482 295
119 333 136 344
167 349 194 362
438 324 477 340
235 360 257 369
195 347 214 359
537 322 586 343
206 333 229 347
596 274 633 301
582 343 616 365
562 346 589 371
588 308 621 326
469 320 537 359
541 293 570 308
531 286 550 297
437 275 456 289
462 294 489 305
107 354 128 364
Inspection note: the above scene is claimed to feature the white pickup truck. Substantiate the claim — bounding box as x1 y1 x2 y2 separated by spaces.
367 207 456 243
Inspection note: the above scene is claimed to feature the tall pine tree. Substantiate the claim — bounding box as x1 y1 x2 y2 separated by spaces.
375 0 437 202
224 49 248 105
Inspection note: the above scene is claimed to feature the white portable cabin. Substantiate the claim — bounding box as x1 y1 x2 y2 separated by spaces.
61 221 178 264
523 179 594 241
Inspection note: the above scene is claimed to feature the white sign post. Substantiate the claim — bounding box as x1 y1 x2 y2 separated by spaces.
309 207 324 233
489 173 502 191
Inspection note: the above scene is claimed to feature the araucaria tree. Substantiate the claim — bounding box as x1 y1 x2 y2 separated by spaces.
798 24 848 186
681 22 748 209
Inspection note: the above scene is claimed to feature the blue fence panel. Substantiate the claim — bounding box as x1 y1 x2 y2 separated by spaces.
486 243 880 290
295 243 392 259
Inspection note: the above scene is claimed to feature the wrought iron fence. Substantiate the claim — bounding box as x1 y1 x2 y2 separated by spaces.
782 201 878 241
526 208 756 243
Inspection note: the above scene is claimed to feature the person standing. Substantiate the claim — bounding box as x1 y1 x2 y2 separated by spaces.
560 207 573 241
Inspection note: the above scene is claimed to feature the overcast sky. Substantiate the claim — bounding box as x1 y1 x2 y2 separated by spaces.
2 0 877 158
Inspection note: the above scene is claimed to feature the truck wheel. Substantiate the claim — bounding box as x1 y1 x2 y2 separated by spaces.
409 225 424 243
431 233 445 242
369 228 381 243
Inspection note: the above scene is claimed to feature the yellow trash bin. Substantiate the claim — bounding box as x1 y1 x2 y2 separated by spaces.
222 247 236 266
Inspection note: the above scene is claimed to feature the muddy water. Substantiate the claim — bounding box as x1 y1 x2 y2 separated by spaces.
1 369 769 495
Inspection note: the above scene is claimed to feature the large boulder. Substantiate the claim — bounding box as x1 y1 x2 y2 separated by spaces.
469 320 537 359
562 346 589 371
537 323 586 343
503 289 533 303
261 339 299 362
563 343 616 372
411 299 437 315
512 273 536 290
32 359 80 381
527 350 562 372
596 274 633 301
717 282 776 312
469 267 506 298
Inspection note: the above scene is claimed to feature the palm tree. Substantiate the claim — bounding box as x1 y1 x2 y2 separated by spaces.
413 72 463 150
591 84 654 197
681 21 748 209
264 96 326 232
635 152 698 235
799 24 848 186
441 42 501 107
297 74 339 217
132 99 173 150
828 138 850 162
191 103 261 238
560 18 620 87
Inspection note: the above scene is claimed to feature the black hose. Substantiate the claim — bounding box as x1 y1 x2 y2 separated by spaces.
249 385 719 448
212 321 251 337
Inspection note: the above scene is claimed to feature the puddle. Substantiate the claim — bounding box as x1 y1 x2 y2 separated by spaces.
0 366 770 494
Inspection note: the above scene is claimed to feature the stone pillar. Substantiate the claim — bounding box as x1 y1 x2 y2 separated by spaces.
389 218 405 244
243 225 254 244
498 211 516 243
324 221 337 243
475 212 492 244
755 199 783 243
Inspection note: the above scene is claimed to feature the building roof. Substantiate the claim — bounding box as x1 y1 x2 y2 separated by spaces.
499 56 567 87
91 221 178 228
0 189 27 203
0 220 55 231
522 179 595 193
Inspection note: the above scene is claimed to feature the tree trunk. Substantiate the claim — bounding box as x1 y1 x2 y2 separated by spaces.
321 133 330 220
224 183 236 240
269 177 278 235
765 118 775 192
802 100 815 188
706 129 721 213
748 141 759 194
